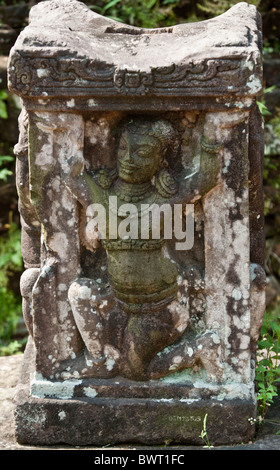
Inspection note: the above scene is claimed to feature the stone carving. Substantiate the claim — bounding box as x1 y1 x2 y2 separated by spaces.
60 115 222 381
9 53 259 97
9 0 266 447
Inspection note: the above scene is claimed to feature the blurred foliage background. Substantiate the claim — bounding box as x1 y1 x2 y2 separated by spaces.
0 0 279 355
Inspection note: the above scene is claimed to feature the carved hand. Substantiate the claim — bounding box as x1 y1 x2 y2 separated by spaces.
63 153 85 179
61 154 95 209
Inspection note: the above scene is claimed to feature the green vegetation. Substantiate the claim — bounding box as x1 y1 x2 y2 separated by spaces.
0 90 8 119
257 86 275 123
256 311 280 421
0 219 24 356
0 87 23 355
0 155 13 182
88 0 263 28
199 413 213 449
196 0 261 15
89 0 181 28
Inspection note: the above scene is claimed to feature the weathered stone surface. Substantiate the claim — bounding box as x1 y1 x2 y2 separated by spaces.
14 339 256 447
4 353 280 450
8 0 265 446
8 0 262 109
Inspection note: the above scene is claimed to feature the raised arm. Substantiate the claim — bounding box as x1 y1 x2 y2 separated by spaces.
175 135 222 204
62 154 107 209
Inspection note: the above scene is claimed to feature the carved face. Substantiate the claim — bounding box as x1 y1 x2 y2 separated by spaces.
117 130 162 184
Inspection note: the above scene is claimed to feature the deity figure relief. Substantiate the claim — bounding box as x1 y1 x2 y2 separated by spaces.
63 115 222 380
88 118 179 314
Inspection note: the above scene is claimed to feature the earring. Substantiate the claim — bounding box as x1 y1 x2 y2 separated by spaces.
154 168 178 199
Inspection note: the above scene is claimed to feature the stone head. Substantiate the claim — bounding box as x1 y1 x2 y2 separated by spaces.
117 117 177 184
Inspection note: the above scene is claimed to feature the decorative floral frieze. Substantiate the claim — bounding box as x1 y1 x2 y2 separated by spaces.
9 51 260 97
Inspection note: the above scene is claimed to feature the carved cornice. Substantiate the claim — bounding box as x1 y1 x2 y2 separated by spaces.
8 0 263 101
9 51 261 98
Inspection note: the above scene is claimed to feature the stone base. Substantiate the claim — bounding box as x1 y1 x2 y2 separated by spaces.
14 340 257 447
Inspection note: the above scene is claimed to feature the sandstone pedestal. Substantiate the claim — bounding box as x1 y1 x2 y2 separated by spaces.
8 0 265 446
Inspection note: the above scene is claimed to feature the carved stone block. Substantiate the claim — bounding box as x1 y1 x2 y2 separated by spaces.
8 0 265 446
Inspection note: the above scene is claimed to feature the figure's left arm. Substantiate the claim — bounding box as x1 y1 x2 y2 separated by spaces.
175 135 222 203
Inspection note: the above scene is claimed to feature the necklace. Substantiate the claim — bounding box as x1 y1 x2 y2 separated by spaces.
114 179 153 203
109 190 160 219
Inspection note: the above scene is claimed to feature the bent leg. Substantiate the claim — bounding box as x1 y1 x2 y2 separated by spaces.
68 278 122 375
121 299 189 380
20 267 40 336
